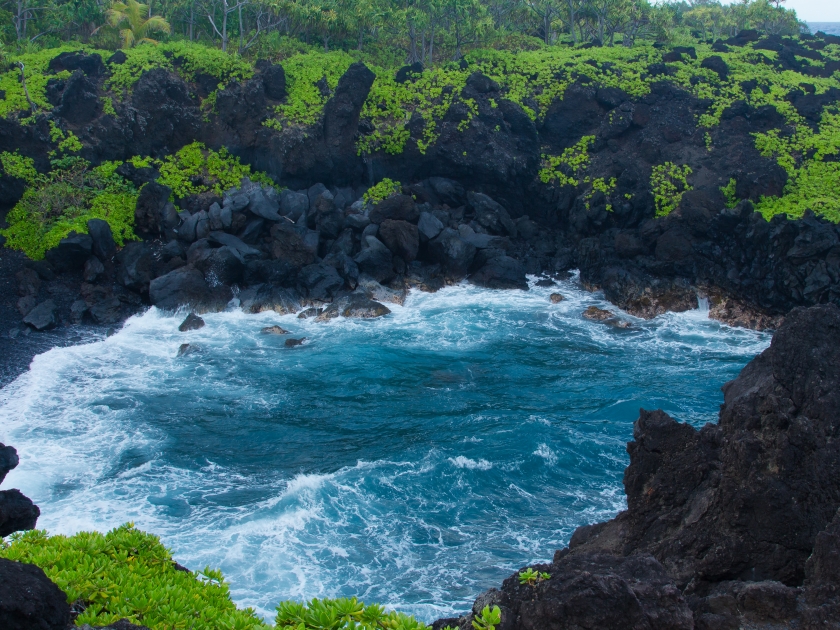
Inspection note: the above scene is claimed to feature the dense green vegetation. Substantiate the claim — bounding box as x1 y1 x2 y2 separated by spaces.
0 156 139 259
0 525 438 630
0 0 804 63
0 143 274 259
0 0 837 246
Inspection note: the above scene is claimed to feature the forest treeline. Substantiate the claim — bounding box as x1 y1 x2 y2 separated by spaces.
2 0 806 65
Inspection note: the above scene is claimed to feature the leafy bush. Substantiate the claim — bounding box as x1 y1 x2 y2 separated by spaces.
363 178 401 203
539 136 595 186
1 157 138 260
650 162 693 217
154 142 274 199
518 567 551 586
721 178 738 209
275 598 428 630
106 40 254 94
1 525 435 630
0 525 268 629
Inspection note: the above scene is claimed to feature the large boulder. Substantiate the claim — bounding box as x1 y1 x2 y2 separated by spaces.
149 266 227 312
469 255 527 290
134 182 173 237
53 70 100 123
467 192 517 237
87 219 117 261
116 242 154 292
354 236 394 283
369 194 419 224
0 489 40 537
428 228 476 278
270 223 319 269
0 444 19 484
297 263 344 300
45 233 92 272
261 63 286 100
378 219 419 262
22 300 57 331
0 558 70 630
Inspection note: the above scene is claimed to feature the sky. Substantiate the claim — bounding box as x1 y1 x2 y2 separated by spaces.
779 0 840 22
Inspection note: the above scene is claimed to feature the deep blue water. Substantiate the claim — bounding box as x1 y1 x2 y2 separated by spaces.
0 276 769 622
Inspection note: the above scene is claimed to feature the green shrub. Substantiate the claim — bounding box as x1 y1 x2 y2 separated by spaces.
1 525 434 630
650 162 693 217
0 157 138 260
539 136 595 186
0 525 268 630
106 40 254 95
721 177 738 208
154 142 274 199
275 598 428 630
363 178 401 203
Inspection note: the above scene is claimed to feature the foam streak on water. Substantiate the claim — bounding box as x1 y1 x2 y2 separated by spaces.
0 276 769 621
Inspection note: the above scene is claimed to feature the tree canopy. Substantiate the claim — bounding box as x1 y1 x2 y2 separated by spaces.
0 0 808 64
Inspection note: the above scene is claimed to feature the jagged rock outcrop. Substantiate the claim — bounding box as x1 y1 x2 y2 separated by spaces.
437 304 840 629
0 442 39 537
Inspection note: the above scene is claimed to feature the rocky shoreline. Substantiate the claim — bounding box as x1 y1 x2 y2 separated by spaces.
2 42 840 387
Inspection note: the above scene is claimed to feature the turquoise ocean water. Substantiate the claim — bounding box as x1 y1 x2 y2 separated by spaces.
0 275 769 622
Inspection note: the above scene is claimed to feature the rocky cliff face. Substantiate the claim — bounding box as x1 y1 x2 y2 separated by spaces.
2 42 840 385
435 303 840 630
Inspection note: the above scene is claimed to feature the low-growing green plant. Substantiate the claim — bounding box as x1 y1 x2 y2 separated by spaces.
650 162 693 217
471 605 502 630
0 524 268 629
363 178 401 203
539 136 596 186
0 150 38 183
518 567 551 586
275 597 429 630
721 178 738 209
1 157 138 260
154 142 274 199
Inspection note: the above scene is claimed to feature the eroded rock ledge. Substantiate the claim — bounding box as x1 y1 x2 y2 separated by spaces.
435 303 840 630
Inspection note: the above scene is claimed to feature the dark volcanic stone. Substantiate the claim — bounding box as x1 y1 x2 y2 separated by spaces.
0 558 70 630
45 233 92 272
149 265 225 312
369 194 418 224
87 219 117 261
261 64 286 100
53 70 100 123
378 219 419 262
0 489 40 536
22 300 57 331
0 443 19 484
134 182 173 237
178 313 205 332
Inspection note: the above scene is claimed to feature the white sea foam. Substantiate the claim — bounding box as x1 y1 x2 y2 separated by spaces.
448 456 493 470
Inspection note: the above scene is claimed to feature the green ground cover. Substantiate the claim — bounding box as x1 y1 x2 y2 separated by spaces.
0 525 437 630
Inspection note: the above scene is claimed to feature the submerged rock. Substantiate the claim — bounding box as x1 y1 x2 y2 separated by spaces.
549 293 564 303
260 325 289 334
284 337 306 347
582 305 613 321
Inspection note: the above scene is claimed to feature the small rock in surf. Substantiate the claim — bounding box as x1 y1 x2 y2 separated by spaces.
261 325 289 334
178 313 205 332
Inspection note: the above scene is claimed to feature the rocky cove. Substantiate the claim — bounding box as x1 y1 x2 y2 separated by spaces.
0 31 840 630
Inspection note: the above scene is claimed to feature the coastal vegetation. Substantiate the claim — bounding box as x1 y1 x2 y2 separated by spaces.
0 525 436 630
0 0 836 261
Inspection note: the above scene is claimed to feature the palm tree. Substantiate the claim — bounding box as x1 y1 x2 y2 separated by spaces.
107 0 171 48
